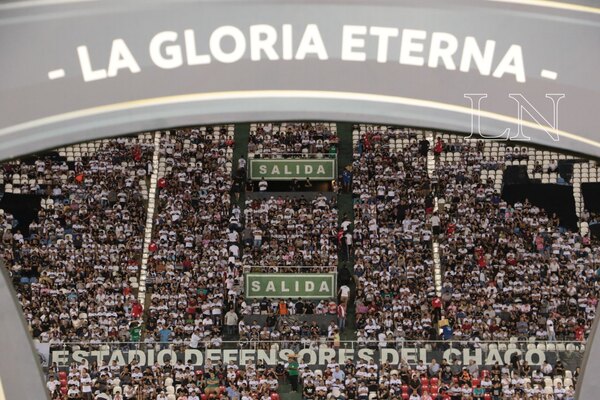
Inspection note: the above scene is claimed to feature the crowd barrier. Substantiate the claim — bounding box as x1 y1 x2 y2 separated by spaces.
43 340 585 370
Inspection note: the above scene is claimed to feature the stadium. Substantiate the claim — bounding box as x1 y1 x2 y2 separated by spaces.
0 1 599 400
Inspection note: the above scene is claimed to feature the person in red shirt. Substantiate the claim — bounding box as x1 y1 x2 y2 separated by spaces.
131 301 143 319
132 145 142 162
434 138 443 157
575 325 585 342
446 222 456 236
432 297 442 322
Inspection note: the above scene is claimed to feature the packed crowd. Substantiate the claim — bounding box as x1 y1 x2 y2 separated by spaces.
1 125 597 399
241 194 339 271
239 298 336 316
46 358 284 400
145 127 242 349
45 351 582 400
248 122 338 158
434 135 599 342
352 126 437 344
295 356 579 400
237 317 341 351
1 136 153 343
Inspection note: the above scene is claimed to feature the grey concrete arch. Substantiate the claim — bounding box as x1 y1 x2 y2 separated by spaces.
0 0 599 398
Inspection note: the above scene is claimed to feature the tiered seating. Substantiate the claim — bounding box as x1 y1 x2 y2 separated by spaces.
1 135 153 343
248 122 338 158
46 361 282 400
352 125 437 343
435 134 598 343
146 126 238 349
241 194 338 271
296 358 579 399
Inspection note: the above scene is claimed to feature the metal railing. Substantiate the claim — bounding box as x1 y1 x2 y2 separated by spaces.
243 265 338 273
249 152 337 159
44 340 587 371
46 339 587 353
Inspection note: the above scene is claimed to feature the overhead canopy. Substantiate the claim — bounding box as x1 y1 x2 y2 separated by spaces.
0 0 598 160
0 0 599 399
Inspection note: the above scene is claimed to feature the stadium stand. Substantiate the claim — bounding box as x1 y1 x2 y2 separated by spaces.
241 194 339 272
434 134 598 343
352 125 437 344
1 134 153 344
145 127 238 350
248 122 338 159
0 124 599 400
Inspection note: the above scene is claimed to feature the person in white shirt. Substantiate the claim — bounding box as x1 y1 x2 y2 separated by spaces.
554 382 567 399
190 329 201 349
338 285 350 304
258 178 268 191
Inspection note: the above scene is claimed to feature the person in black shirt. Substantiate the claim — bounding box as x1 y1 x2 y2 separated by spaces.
440 366 453 385
315 387 328 400
409 374 421 395
295 299 305 314
345 381 357 400
343 359 356 376
491 381 502 400
378 383 390 399
555 360 566 377
303 381 316 399
304 301 315 314
304 177 313 190
290 179 300 191
367 369 378 392
259 297 270 314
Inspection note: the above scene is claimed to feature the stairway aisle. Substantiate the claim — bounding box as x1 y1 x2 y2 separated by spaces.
138 131 162 338
425 131 443 297
336 122 357 341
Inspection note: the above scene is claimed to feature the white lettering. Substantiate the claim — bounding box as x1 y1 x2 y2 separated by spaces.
77 46 108 82
399 29 426 66
369 26 399 63
184 29 211 65
493 44 525 83
282 24 293 60
341 25 367 61
150 31 183 70
381 349 400 364
305 281 315 292
428 32 458 70
295 24 328 60
525 349 545 366
358 348 374 362
319 281 330 293
107 39 140 78
459 37 496 76
250 25 280 61
184 349 203 366
210 26 247 64
108 350 126 366
157 349 177 365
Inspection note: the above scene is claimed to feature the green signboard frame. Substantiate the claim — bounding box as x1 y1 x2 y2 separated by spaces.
244 273 337 299
249 159 336 180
